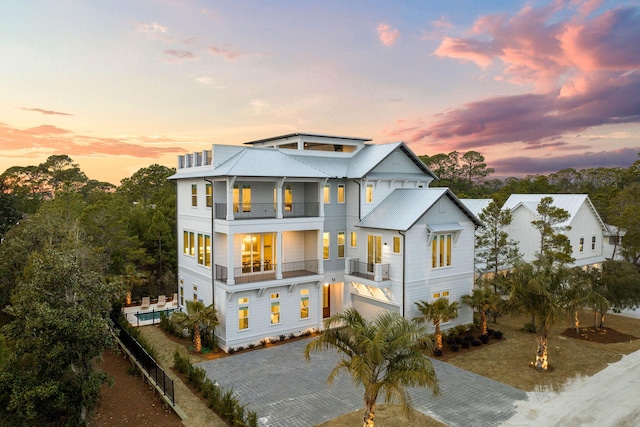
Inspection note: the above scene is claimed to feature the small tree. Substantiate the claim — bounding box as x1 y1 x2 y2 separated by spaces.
304 309 439 427
414 298 459 350
172 300 218 353
461 286 502 335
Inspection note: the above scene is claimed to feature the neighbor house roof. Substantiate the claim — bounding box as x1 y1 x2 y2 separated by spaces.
502 194 606 230
460 199 493 217
356 188 481 231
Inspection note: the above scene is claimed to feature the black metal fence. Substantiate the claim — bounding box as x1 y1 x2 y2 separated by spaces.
111 315 175 405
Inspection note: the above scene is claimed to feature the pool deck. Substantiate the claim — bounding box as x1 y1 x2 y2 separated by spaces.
122 299 179 327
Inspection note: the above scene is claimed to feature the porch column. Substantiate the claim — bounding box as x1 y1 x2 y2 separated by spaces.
276 178 284 219
344 257 352 275
374 263 382 282
318 229 325 275
319 178 328 218
226 177 236 220
227 232 235 285
275 231 283 280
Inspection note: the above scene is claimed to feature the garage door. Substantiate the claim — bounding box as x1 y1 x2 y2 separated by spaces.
351 295 399 320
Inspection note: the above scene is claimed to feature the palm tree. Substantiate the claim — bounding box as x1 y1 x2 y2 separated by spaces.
506 261 569 371
172 300 218 353
461 286 502 335
414 298 459 350
566 267 609 332
304 308 439 427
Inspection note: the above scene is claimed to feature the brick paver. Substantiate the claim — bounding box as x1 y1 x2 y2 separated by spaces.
198 338 527 427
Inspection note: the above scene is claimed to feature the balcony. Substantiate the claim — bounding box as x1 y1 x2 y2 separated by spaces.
215 260 320 285
347 259 390 282
214 202 319 220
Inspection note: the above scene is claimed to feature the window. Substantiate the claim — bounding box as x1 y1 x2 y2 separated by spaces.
350 231 357 247
433 290 450 299
238 297 249 330
365 183 374 204
233 185 252 212
191 184 197 207
300 289 309 319
179 286 184 306
284 186 293 212
323 232 330 260
193 285 198 302
442 291 450 297
197 234 211 267
337 232 345 258
270 293 280 325
183 231 195 256
205 183 212 208
579 237 584 252
431 234 452 268
592 236 596 251
324 184 330 204
337 184 345 203
393 236 401 253
241 233 275 273
433 292 440 298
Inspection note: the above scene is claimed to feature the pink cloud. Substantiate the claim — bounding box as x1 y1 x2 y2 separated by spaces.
208 45 243 60
377 23 400 47
396 2 640 163
163 49 198 62
21 107 73 116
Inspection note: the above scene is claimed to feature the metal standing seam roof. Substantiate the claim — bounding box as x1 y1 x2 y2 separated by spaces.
170 140 438 181
356 188 481 231
460 199 493 217
502 194 606 229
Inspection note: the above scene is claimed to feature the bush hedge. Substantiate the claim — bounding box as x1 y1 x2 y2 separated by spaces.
173 350 258 427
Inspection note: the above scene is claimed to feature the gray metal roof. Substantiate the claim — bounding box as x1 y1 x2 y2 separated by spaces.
460 199 493 217
243 132 371 145
502 194 606 229
356 188 481 231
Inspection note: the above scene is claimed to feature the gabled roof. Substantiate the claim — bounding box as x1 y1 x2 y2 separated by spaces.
502 194 606 230
345 142 437 179
356 188 481 231
460 199 493 217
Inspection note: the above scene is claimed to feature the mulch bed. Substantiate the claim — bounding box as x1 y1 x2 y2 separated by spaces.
561 326 639 344
433 330 506 361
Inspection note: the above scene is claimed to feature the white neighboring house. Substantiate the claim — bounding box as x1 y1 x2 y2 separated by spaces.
170 133 480 351
603 224 625 261
502 194 607 268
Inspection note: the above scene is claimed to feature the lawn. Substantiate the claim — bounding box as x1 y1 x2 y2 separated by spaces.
443 311 640 392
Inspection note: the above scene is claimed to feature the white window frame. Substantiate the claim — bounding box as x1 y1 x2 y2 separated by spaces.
324 184 330 204
337 231 345 259
300 289 310 319
350 231 357 247
323 232 330 260
337 184 345 203
365 183 374 204
238 297 249 330
191 184 198 207
270 293 280 325
431 233 452 268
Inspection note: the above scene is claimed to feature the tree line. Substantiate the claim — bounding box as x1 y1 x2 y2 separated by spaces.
0 155 176 425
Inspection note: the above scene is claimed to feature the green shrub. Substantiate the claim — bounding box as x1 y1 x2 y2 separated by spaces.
523 322 536 333
174 348 259 426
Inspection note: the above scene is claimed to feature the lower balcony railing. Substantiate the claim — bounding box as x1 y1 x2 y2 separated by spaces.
348 259 390 281
215 259 320 284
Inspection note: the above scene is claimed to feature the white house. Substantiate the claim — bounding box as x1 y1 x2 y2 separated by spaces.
170 133 480 351
502 194 607 268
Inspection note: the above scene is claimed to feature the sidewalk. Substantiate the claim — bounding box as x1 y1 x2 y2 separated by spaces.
502 349 640 426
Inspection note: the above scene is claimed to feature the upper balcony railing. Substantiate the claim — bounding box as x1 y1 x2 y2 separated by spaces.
214 202 319 220
215 259 320 285
347 259 390 281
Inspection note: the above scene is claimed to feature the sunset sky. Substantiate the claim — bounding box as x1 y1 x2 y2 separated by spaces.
2 0 639 185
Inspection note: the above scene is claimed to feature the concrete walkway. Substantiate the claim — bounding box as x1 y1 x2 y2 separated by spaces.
198 338 527 427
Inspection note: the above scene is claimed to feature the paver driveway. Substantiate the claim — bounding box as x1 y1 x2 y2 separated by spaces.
198 337 527 427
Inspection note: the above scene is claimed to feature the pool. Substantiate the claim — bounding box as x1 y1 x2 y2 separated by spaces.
134 308 177 321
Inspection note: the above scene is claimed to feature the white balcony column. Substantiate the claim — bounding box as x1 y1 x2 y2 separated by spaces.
318 229 325 275
275 231 283 280
344 257 352 275
319 178 328 218
227 232 235 285
276 178 284 219
226 177 236 220
374 263 382 282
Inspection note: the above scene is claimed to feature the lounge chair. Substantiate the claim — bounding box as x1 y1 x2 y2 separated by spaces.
157 294 166 308
141 296 150 310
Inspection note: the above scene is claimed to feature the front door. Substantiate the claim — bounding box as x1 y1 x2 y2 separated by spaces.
322 284 331 318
